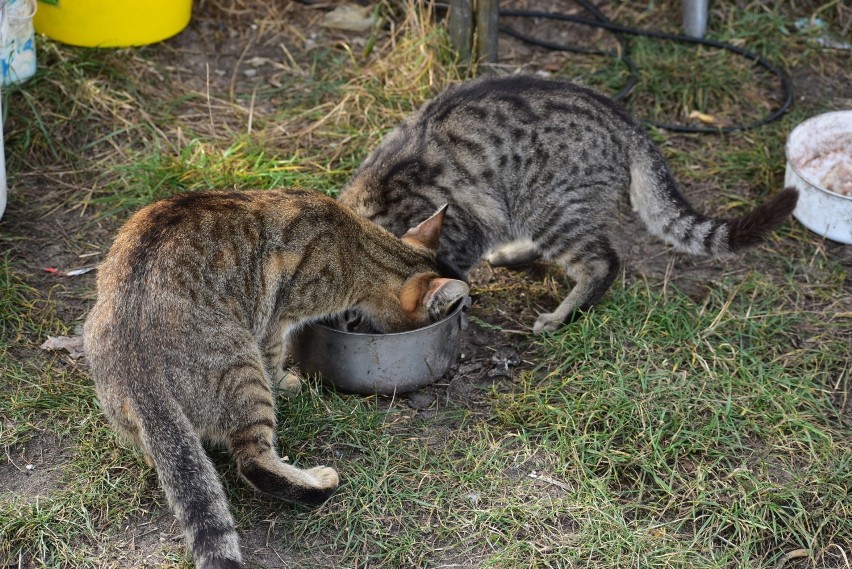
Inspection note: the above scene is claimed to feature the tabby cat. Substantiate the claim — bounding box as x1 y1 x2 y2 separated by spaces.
82 188 469 569
338 74 798 333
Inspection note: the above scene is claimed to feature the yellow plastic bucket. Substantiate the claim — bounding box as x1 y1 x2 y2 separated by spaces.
33 0 191 47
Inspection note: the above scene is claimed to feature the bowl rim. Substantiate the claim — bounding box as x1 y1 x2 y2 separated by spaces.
309 295 470 339
785 109 852 202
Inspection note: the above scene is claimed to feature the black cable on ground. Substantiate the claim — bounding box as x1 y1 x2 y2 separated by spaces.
498 6 794 134
500 0 639 101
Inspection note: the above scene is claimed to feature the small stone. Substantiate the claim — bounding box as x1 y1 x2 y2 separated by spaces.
470 331 491 346
406 391 436 410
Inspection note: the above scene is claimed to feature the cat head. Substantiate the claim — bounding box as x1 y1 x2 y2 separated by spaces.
355 205 470 333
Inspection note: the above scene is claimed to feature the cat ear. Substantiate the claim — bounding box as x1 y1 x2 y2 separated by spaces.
401 204 448 251
422 277 469 320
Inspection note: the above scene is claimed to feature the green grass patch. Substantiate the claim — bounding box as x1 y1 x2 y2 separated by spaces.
0 256 51 346
0 406 158 567
492 276 849 566
92 139 345 218
0 258 152 565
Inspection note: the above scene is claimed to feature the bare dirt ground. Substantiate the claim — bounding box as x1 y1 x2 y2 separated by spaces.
1 0 850 567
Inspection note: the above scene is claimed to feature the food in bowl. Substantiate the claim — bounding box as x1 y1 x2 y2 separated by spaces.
819 157 852 197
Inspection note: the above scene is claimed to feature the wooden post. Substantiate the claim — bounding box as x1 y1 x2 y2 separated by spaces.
448 0 473 64
475 0 498 66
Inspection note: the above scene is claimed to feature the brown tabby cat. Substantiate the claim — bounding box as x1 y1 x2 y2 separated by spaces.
82 188 469 569
338 74 798 333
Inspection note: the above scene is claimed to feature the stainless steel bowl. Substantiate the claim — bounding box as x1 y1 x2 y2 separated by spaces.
290 298 469 395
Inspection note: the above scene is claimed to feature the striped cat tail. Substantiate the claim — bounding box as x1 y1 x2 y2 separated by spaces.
136 396 243 569
724 188 798 252
629 141 797 257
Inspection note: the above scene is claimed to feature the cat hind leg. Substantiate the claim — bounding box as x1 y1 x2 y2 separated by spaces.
534 237 621 334
238 450 339 506
224 364 338 505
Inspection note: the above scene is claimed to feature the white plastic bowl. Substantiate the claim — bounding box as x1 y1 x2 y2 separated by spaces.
784 110 852 244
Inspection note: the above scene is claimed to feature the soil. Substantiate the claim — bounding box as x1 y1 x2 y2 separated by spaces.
1 434 71 501
1 1 850 568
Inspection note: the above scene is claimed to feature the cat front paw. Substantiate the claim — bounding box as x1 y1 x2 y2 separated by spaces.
307 465 340 490
275 370 302 395
533 313 563 334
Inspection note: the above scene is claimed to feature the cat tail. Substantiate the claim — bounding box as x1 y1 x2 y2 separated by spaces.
628 142 798 257
135 394 244 569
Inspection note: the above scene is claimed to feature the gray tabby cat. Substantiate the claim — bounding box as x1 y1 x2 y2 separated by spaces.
338 74 798 333
83 188 468 569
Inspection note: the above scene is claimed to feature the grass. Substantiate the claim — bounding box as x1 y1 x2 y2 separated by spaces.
0 261 157 565
497 278 849 563
1 0 850 567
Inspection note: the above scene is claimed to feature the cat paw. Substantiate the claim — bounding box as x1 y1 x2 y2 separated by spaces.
484 249 511 266
275 370 302 395
533 313 563 334
485 241 540 267
307 465 340 490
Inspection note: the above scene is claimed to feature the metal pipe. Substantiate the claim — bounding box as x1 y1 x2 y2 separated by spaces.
682 0 708 39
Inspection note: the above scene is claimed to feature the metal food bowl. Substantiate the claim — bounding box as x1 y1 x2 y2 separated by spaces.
785 110 852 244
290 298 470 395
